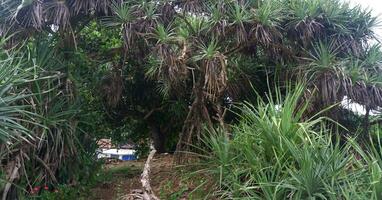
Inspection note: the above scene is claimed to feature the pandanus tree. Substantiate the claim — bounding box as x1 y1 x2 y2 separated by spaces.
1 0 381 163
0 36 87 199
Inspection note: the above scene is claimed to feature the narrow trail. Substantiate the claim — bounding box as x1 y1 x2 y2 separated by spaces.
87 155 189 200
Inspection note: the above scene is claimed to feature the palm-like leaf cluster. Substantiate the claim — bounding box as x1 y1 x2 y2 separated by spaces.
1 0 381 160
0 37 87 199
0 46 32 143
194 85 382 199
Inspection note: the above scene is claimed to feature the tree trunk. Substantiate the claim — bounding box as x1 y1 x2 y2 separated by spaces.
148 123 166 153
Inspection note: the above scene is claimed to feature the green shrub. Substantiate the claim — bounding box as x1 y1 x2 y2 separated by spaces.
194 85 381 199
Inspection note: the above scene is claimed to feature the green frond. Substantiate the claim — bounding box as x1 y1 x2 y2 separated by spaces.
177 26 190 41
103 1 135 26
343 57 367 83
364 44 382 67
140 1 159 21
156 80 171 99
186 14 209 36
348 5 379 39
194 39 220 60
307 41 339 69
208 2 225 23
144 55 161 80
153 23 175 44
253 0 284 28
228 2 251 24
289 0 322 20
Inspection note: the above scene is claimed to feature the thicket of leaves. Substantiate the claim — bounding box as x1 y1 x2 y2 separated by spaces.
1 0 381 153
0 0 382 199
0 35 103 199
194 85 382 199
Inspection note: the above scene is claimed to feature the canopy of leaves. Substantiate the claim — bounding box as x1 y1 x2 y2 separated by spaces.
0 0 382 198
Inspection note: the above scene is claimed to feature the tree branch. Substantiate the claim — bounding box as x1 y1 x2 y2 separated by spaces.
140 144 159 200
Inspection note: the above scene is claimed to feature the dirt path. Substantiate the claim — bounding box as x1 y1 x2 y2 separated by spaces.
87 154 189 200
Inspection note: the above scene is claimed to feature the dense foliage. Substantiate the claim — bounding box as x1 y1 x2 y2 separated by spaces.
0 36 99 199
0 0 381 199
196 85 382 199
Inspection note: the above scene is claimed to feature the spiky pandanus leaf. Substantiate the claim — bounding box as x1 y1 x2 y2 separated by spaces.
22 38 83 187
346 45 382 109
286 0 324 47
102 1 138 51
194 40 227 102
327 4 377 56
135 1 159 33
203 57 227 101
302 41 382 120
250 0 284 47
206 1 228 38
298 41 346 118
0 56 33 143
0 35 85 198
186 14 210 37
228 2 251 45
148 24 189 95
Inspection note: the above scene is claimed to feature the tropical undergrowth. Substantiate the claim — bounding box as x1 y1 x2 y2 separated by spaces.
192 84 382 199
0 36 101 199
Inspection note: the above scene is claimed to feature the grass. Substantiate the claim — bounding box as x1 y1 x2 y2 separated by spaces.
28 160 142 200
158 168 213 200
33 156 211 200
190 84 382 199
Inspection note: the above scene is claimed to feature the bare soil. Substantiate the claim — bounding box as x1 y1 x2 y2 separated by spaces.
87 154 197 200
